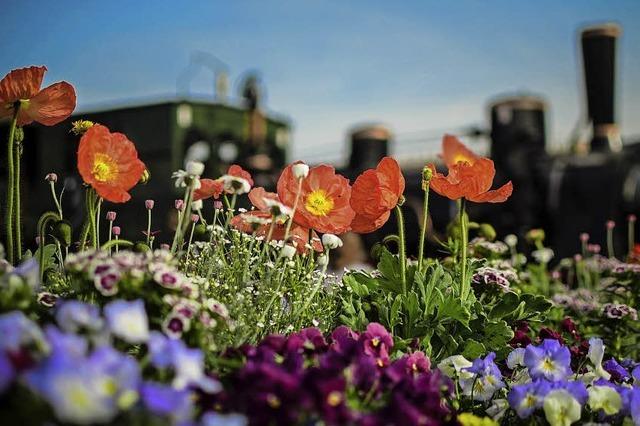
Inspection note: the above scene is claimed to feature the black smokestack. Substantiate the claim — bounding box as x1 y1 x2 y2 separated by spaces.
348 125 390 173
581 23 622 152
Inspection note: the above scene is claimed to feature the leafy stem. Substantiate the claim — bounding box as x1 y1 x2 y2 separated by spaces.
5 104 19 264
459 197 469 299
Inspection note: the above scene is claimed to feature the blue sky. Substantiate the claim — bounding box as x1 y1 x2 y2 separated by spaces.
2 1 639 162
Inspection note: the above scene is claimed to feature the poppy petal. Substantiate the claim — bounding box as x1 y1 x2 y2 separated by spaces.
467 181 513 203
0 66 46 103
18 81 76 126
442 134 478 167
248 187 279 211
194 179 224 201
350 210 391 234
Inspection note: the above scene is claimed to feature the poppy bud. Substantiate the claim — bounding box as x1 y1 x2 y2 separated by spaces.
370 242 383 262
525 229 545 244
504 234 518 247
580 233 589 243
175 200 185 211
51 220 72 247
145 200 155 210
133 241 150 253
139 168 151 184
478 223 496 241
112 226 121 236
106 211 117 221
281 245 297 259
321 234 343 250
292 163 310 179
214 201 224 210
70 119 95 136
194 223 208 240
421 166 433 190
606 220 615 230
44 173 58 183
191 214 199 223
191 199 203 211
186 161 205 176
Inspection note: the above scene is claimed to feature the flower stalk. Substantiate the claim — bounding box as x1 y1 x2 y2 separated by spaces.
418 166 432 271
4 104 19 264
284 177 304 241
459 197 469 299
394 203 407 296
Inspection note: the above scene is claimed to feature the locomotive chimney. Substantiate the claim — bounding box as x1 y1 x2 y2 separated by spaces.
580 23 622 152
348 125 391 173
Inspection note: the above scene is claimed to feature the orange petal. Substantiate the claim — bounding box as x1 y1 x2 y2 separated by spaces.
350 210 391 234
19 81 76 126
350 169 385 217
194 179 224 201
442 134 479 167
0 66 46 102
467 181 513 203
228 164 253 186
248 187 279 211
429 170 467 200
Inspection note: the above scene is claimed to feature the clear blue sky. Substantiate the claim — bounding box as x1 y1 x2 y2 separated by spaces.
2 1 639 163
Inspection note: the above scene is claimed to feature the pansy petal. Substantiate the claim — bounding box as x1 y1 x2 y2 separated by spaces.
19 81 76 126
0 66 46 102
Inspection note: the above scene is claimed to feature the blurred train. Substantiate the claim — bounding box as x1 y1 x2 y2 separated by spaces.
343 23 640 260
1 23 638 260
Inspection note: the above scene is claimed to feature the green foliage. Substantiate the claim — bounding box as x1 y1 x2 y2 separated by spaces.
340 247 552 361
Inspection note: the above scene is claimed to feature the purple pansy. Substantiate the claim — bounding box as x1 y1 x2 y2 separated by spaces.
524 339 572 381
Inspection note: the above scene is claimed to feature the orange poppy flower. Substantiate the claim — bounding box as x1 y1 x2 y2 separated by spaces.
350 157 405 233
0 66 76 126
77 124 146 203
230 187 323 253
428 135 513 203
228 164 254 187
278 163 355 234
193 179 224 201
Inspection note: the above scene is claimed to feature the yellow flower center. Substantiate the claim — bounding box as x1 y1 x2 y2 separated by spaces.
92 153 118 182
371 337 380 347
541 357 556 372
304 189 334 216
327 391 342 407
452 153 474 165
267 393 281 408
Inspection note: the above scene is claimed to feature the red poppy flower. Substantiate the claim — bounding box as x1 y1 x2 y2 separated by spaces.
350 157 405 233
278 163 355 234
193 179 224 201
428 135 513 203
230 187 322 253
227 164 254 187
77 124 146 203
0 66 76 126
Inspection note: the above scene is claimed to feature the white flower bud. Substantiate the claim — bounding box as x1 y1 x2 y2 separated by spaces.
281 245 297 259
186 161 205 176
292 163 310 179
191 199 203 210
504 234 518 247
317 254 329 267
322 233 343 250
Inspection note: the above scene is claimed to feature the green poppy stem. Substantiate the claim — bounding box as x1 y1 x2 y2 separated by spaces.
418 175 431 272
13 136 22 262
395 204 407 296
4 105 19 264
284 177 303 242
459 197 469 299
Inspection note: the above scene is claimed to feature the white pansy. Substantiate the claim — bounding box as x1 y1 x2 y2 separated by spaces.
587 337 611 380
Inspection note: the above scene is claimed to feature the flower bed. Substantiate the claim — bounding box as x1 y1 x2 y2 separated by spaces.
0 65 639 425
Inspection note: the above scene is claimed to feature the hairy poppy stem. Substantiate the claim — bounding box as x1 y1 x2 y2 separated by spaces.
459 198 469 299
5 105 19 264
394 205 407 296
284 177 304 242
13 135 22 262
418 169 432 271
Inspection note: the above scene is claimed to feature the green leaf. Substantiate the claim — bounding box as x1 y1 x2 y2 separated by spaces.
489 292 522 319
483 320 514 352
436 294 471 326
34 244 57 273
377 248 402 293
461 339 486 359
